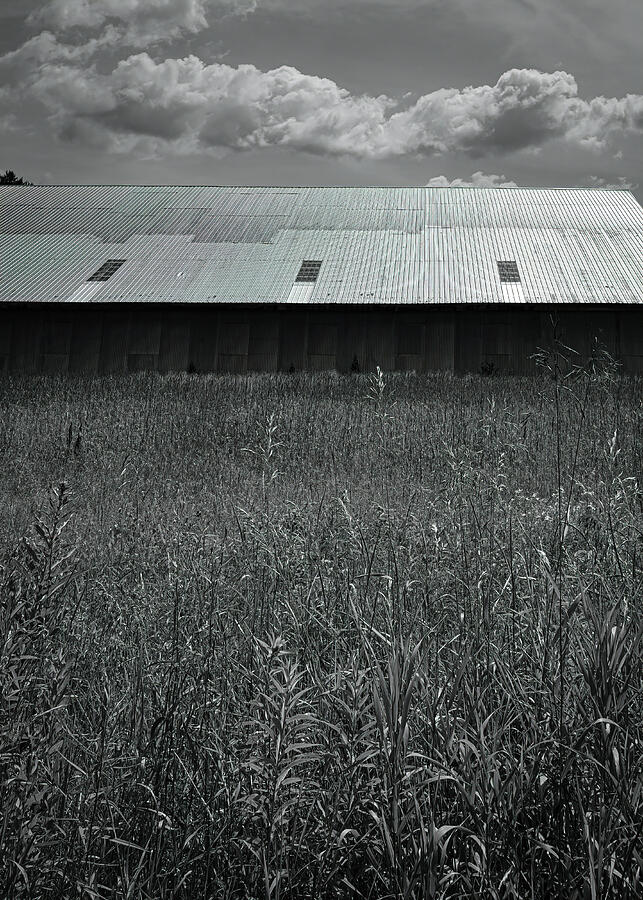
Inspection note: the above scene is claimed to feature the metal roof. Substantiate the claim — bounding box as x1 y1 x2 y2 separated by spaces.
1 185 642 305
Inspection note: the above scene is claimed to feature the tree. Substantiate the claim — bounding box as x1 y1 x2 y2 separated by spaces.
0 169 34 185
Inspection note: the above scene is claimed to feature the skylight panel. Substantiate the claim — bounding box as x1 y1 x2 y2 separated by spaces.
295 260 322 283
87 259 126 282
497 260 520 283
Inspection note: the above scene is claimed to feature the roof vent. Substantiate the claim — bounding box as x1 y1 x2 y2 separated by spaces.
295 260 322 283
497 260 520 283
87 259 126 282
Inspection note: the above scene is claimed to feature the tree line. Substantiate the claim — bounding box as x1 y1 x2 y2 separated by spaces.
0 169 34 185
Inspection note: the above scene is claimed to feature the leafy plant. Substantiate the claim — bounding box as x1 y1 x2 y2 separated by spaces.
0 369 641 898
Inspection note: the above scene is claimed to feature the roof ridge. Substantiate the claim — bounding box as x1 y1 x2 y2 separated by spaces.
2 184 635 192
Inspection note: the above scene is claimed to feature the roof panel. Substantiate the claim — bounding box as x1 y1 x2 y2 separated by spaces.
0 185 641 305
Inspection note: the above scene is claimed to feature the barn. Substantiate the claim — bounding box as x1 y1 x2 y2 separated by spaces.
1 184 642 375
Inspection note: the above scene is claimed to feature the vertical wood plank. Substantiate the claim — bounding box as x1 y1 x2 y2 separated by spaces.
514 309 540 374
99 308 130 373
69 310 103 373
396 310 425 372
0 309 12 372
455 308 482 373
426 310 454 372
365 311 396 372
159 312 191 372
307 315 338 370
189 309 218 372
10 308 44 373
278 310 307 371
127 314 161 371
618 307 643 373
217 311 249 373
41 314 72 373
336 308 362 373
248 312 279 371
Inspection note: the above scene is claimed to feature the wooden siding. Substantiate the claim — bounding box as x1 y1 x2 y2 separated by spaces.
69 312 103 374
426 314 455 372
0 316 11 372
8 311 43 373
1 303 642 375
159 313 191 373
128 315 161 372
41 317 73 373
278 313 307 372
308 316 338 371
188 309 218 373
99 310 129 374
217 313 250 374
248 314 280 371
396 317 425 372
456 309 482 374
619 309 643 373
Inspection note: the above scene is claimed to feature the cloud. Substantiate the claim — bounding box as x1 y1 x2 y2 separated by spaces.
387 69 643 156
586 175 638 191
30 0 256 46
0 112 20 131
12 54 643 160
0 29 120 74
426 172 518 187
27 53 394 155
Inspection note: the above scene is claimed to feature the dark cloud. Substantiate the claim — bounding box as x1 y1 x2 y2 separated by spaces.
199 99 262 148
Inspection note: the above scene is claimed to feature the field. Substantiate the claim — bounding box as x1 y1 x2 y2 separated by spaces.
1 353 643 898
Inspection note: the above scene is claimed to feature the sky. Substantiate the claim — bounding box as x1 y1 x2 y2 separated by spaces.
0 0 641 198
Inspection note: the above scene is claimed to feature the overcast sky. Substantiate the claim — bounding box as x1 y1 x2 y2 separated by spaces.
0 0 641 197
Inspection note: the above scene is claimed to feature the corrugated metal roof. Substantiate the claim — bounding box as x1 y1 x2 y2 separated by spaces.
1 185 641 304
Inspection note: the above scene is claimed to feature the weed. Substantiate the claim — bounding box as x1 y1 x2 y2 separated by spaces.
0 370 642 898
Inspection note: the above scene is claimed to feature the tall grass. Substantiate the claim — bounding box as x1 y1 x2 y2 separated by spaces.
1 365 642 898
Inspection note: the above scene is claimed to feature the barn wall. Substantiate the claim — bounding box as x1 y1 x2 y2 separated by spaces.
618 309 643 373
188 309 218 373
278 312 307 372
99 309 129 374
1 303 642 375
159 311 191 373
0 315 11 373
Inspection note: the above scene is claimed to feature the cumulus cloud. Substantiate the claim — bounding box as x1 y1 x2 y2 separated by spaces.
27 54 394 155
387 69 643 155
10 54 643 160
586 175 638 190
426 172 518 187
30 0 256 46
0 29 120 75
